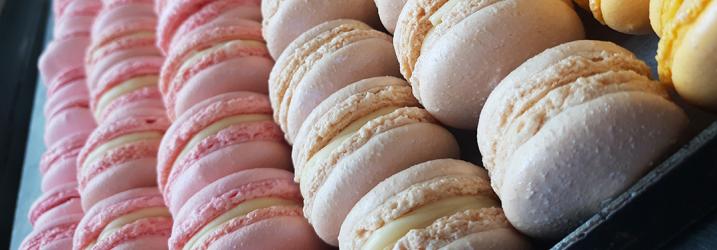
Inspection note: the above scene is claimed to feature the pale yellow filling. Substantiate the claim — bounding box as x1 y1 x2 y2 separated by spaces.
175 40 265 81
362 196 498 250
94 75 158 119
175 114 272 165
429 0 462 26
301 107 400 182
91 32 155 63
85 207 171 250
82 132 164 172
184 198 300 250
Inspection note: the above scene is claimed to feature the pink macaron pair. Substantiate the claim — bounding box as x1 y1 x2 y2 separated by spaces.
20 214 83 250
39 133 89 191
170 168 326 249
76 110 170 210
157 92 291 214
28 183 84 229
73 187 172 250
157 0 269 120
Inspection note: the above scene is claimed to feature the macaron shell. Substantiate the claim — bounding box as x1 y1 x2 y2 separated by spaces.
261 0 381 58
33 198 83 229
38 36 90 86
29 183 82 226
399 215 529 250
92 2 156 37
670 1 717 110
410 0 584 129
44 107 96 147
54 15 93 39
172 52 272 118
44 78 89 118
309 122 460 245
87 46 162 91
598 0 652 34
501 92 687 238
283 37 401 142
112 235 171 250
165 140 292 215
80 157 160 210
41 155 79 191
375 0 408 33
20 214 82 250
207 216 327 250
40 132 89 174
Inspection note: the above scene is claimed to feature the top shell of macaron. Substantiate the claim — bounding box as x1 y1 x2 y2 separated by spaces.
261 0 381 59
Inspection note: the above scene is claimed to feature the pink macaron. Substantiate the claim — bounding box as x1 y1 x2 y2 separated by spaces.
38 36 90 89
91 56 163 122
28 183 83 228
159 19 271 120
54 14 93 40
170 168 326 250
44 106 96 148
44 78 89 123
40 132 89 191
73 187 172 250
76 110 169 210
85 20 160 91
156 0 261 53
20 214 83 250
91 0 156 38
55 0 101 21
157 92 291 214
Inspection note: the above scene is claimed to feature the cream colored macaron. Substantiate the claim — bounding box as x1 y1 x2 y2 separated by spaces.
293 76 460 246
478 40 688 239
576 0 652 35
394 0 584 129
651 0 717 110
268 19 401 144
340 159 530 249
262 0 381 59
375 0 409 33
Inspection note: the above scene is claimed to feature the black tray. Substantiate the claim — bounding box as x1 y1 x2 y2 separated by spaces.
6 1 717 249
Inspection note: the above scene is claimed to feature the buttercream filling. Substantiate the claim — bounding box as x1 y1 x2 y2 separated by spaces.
91 32 155 63
301 107 400 182
175 114 273 165
95 75 158 119
85 207 171 250
429 0 462 26
362 196 498 250
175 40 265 82
82 132 164 172
184 198 300 250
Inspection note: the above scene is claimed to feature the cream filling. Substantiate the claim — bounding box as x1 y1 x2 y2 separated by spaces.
94 75 158 119
91 32 155 63
85 207 171 250
183 198 300 250
301 107 400 182
429 0 462 26
175 40 265 82
362 196 499 250
82 132 164 172
174 114 272 165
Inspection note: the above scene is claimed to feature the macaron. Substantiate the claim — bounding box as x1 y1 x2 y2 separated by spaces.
394 0 584 129
44 105 96 148
292 76 461 245
90 56 164 122
56 0 102 21
54 14 94 40
340 159 530 249
40 132 88 191
269 19 400 143
374 0 408 33
20 214 83 250
85 17 161 92
38 36 90 89
157 92 291 214
477 40 688 238
156 0 261 54
44 78 90 125
261 0 381 58
170 168 326 250
76 110 170 210
28 183 83 228
574 0 651 34
73 188 172 250
159 19 272 120
651 0 717 110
